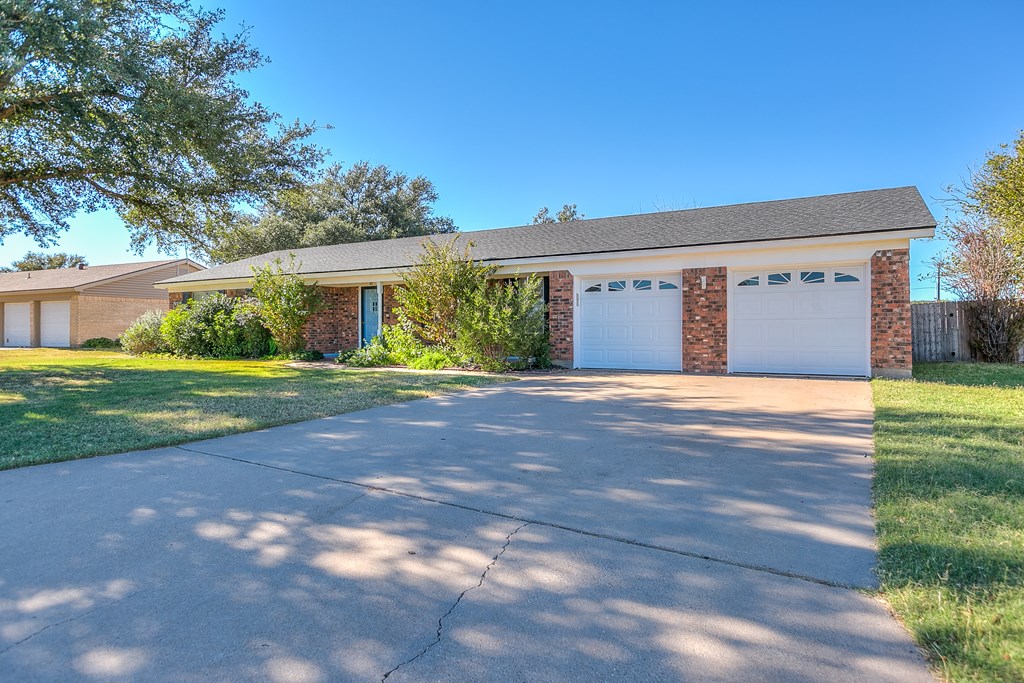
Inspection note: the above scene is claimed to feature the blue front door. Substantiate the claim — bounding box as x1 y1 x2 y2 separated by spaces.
361 287 379 346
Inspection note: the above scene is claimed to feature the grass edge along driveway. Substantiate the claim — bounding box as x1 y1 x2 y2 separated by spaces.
0 348 512 470
873 363 1024 683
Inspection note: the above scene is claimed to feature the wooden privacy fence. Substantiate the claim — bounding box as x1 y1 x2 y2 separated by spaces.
911 301 1024 362
912 301 972 362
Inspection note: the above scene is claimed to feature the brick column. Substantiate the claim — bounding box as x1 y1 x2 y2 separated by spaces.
168 292 185 308
548 271 574 367
681 266 728 374
302 286 360 353
870 249 912 378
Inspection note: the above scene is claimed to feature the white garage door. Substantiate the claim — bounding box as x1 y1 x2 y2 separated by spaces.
731 265 869 376
40 301 71 347
579 274 682 371
4 302 31 347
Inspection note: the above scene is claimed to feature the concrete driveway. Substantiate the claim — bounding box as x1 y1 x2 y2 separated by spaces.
0 373 932 682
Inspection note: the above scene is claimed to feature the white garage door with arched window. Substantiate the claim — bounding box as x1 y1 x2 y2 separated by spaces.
730 264 869 376
578 274 682 371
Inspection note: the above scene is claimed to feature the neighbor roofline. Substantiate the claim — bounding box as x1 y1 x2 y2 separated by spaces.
0 258 205 296
155 226 935 290
76 258 204 292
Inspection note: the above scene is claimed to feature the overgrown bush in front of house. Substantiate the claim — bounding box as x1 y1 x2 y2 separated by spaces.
250 257 326 354
160 294 271 358
81 337 120 349
395 239 497 347
455 274 549 371
373 238 550 371
120 310 167 355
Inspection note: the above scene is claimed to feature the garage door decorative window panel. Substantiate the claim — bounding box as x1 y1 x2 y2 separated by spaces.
731 265 868 376
579 274 683 371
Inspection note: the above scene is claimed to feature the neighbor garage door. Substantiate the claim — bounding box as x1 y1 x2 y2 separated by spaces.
3 302 31 347
40 300 71 347
579 274 682 371
731 264 869 376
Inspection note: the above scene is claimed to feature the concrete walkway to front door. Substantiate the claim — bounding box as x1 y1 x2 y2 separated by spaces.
0 373 934 682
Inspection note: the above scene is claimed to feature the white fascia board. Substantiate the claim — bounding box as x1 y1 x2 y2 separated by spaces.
156 228 933 291
494 229 930 276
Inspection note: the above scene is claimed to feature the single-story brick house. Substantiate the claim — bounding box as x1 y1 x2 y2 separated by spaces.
0 259 205 348
157 187 936 377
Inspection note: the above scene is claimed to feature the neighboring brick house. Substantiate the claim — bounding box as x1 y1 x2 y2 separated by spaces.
157 187 936 378
1 259 205 348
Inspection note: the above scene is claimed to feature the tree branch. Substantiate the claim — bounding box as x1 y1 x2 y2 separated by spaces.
0 89 132 121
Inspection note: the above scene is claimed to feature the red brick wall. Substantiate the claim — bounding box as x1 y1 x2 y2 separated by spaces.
548 270 573 366
382 285 401 326
681 266 728 374
169 292 184 307
870 249 912 376
302 286 359 353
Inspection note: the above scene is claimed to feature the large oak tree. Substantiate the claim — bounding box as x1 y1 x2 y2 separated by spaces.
1 0 322 253
206 162 457 263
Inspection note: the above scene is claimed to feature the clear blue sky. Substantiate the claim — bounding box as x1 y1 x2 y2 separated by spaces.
3 0 1022 300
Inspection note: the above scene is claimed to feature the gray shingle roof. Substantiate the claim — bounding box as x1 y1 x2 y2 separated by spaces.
0 259 186 294
161 186 935 286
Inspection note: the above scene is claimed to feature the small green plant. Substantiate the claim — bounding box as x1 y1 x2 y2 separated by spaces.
120 310 167 355
337 337 391 367
380 313 430 365
287 349 324 361
81 337 120 349
250 256 326 354
408 350 458 370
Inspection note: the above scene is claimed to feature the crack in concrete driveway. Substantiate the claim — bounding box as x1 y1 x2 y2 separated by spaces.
0 373 935 682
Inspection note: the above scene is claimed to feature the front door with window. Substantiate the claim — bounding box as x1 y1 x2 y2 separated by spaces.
361 287 379 346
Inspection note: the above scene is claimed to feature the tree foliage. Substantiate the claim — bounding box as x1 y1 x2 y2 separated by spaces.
939 218 1024 362
948 130 1024 255
207 162 456 263
939 132 1024 361
1 0 322 252
249 256 325 353
532 203 584 224
3 250 86 271
394 238 496 348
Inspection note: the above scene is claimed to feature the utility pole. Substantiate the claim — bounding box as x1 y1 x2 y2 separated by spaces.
935 261 942 301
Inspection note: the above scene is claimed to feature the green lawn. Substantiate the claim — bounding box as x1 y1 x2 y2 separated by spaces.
873 363 1024 682
0 348 511 470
